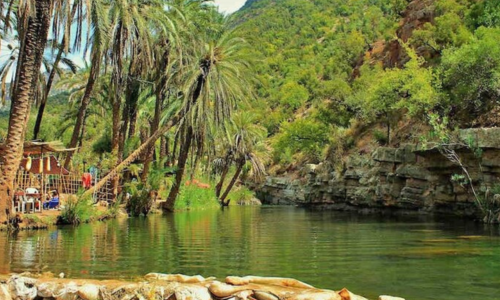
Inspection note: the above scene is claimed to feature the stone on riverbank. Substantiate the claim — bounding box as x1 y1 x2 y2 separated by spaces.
0 283 12 300
1 273 404 300
379 296 405 300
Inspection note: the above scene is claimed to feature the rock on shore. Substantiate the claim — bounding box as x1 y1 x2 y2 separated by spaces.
0 273 405 300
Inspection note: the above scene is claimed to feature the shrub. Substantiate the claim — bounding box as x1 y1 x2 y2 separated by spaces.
228 186 256 205
373 129 388 145
175 179 220 210
59 195 95 225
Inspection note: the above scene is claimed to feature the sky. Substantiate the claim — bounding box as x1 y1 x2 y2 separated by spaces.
214 0 247 14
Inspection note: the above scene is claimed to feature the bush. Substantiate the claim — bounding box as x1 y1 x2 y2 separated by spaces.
59 196 95 225
373 129 388 145
227 186 256 205
126 185 156 217
175 179 220 210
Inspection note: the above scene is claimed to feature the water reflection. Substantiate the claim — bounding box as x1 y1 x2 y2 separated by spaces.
0 207 499 300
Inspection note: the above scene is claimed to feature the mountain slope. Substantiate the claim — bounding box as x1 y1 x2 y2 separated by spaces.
234 0 500 171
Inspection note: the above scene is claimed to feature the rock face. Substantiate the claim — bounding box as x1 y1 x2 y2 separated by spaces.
256 129 500 217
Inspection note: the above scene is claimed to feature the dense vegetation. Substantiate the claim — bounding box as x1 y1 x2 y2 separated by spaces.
0 0 266 223
234 0 500 170
1 0 500 223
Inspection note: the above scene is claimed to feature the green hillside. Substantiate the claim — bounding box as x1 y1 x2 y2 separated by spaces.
235 0 500 171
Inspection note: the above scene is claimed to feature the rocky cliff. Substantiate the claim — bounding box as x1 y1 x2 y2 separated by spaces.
256 128 500 218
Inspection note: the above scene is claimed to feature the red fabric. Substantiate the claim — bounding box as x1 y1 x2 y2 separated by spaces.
82 173 92 188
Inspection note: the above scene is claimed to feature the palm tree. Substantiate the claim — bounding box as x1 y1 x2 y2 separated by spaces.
216 112 268 204
83 15 254 205
0 0 86 224
163 17 255 211
64 0 109 169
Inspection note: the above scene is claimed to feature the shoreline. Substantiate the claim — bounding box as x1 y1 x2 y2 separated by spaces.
0 273 404 300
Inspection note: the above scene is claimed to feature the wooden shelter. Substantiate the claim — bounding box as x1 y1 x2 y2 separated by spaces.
0 141 75 212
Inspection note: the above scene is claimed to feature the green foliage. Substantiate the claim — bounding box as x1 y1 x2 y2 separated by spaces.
59 196 95 225
92 133 112 154
274 118 330 163
373 130 388 146
175 180 220 210
227 186 256 205
469 0 500 28
441 27 500 116
277 81 309 111
126 184 156 217
350 46 440 122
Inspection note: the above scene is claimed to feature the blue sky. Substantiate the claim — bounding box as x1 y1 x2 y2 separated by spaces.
214 0 246 13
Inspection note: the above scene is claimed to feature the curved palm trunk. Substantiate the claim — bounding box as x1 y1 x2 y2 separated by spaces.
160 136 169 166
215 167 229 198
64 51 100 169
215 153 232 198
33 40 64 139
33 2 78 140
141 98 161 182
219 159 245 203
83 61 211 201
164 126 193 211
0 0 52 224
82 111 184 198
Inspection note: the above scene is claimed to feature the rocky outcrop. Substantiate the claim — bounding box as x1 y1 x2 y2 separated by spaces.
0 273 404 300
256 129 500 217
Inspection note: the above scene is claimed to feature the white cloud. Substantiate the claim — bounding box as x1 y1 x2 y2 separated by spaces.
213 0 246 13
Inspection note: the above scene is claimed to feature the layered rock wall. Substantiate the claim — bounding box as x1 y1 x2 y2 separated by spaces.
257 129 500 217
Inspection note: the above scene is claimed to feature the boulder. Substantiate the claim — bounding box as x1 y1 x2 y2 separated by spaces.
289 290 341 300
174 284 212 300
379 296 405 300
254 290 280 300
0 284 12 300
226 276 314 289
338 288 369 300
55 282 79 300
8 276 38 300
145 273 214 283
77 284 101 300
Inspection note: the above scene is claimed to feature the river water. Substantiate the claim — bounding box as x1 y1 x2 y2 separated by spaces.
0 207 499 299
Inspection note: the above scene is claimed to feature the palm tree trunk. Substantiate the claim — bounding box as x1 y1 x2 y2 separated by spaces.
64 50 101 169
215 166 230 198
0 0 51 224
142 97 162 182
219 159 245 203
81 109 184 198
82 60 211 200
215 153 231 198
34 9 78 140
29 0 52 107
33 2 78 139
78 111 88 148
160 136 169 166
164 126 193 211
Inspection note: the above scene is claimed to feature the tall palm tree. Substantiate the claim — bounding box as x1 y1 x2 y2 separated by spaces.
164 17 254 210
216 111 268 203
83 15 254 204
64 0 108 169
0 0 85 224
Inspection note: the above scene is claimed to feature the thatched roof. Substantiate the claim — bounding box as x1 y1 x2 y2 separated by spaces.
0 141 75 155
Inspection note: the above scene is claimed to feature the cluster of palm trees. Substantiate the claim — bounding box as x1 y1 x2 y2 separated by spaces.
0 0 267 224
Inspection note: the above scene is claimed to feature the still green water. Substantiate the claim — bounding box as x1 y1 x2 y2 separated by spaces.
1 207 499 299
